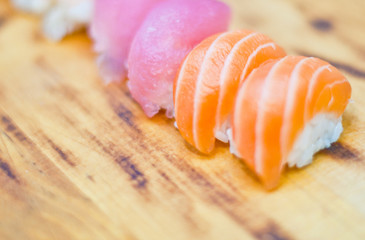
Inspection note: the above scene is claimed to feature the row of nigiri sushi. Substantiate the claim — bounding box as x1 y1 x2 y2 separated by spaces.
173 30 351 188
12 0 231 118
12 0 352 188
94 0 350 188
12 0 231 115
92 0 231 119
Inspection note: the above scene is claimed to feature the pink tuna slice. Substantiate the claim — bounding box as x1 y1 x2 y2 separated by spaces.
90 0 164 84
128 0 231 118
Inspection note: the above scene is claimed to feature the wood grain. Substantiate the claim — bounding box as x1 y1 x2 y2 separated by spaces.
0 0 365 239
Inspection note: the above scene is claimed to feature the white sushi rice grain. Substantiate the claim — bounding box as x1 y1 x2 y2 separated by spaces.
215 119 230 143
228 113 343 168
227 128 241 158
286 114 342 168
43 0 93 41
11 0 53 14
11 0 93 41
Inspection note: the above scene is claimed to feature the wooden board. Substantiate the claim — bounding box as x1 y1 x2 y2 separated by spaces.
0 0 365 239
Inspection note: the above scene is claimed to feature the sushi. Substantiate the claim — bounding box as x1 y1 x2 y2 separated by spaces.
11 0 93 40
11 0 53 14
229 56 351 189
173 30 351 189
43 0 93 41
128 0 231 118
174 30 286 153
90 0 164 84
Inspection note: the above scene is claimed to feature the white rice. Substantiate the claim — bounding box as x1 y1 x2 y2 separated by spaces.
43 0 93 41
286 114 342 168
228 113 343 168
11 0 53 14
215 119 230 143
227 128 241 158
11 0 93 41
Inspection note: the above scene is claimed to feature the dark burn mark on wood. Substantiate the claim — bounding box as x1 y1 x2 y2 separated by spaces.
253 223 292 240
160 152 293 240
84 131 150 192
158 170 180 191
87 175 95 182
1 116 30 143
84 130 150 166
188 168 237 204
1 116 9 123
297 51 365 79
31 162 44 174
1 116 14 131
47 139 76 167
1 131 13 143
58 86 91 114
85 130 149 161
14 131 27 142
6 123 15 132
83 131 113 156
187 167 214 189
162 151 238 204
85 110 291 240
194 171 291 239
114 104 134 127
109 99 143 134
311 18 333 32
120 87 132 99
157 170 191 198
116 156 147 189
323 142 361 161
84 108 289 238
330 61 365 79
220 202 293 240
0 157 17 181
106 86 143 134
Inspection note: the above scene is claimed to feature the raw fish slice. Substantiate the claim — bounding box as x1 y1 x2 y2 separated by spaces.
128 0 231 118
174 30 285 154
230 56 351 189
90 0 164 83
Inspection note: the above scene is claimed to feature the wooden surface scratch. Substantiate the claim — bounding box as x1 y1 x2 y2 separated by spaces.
0 0 365 239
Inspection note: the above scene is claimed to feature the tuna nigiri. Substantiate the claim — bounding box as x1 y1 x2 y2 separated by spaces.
230 56 352 189
128 0 231 118
90 0 164 83
174 30 286 153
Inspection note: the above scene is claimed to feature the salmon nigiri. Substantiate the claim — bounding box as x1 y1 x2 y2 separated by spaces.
174 30 286 154
128 0 231 118
230 56 352 189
